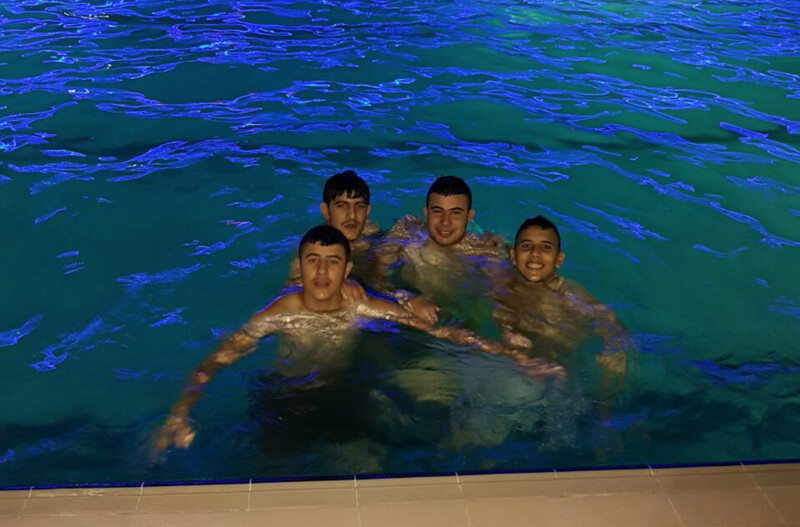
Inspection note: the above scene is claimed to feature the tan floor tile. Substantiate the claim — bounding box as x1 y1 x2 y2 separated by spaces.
248 506 359 527
358 483 461 505
569 494 682 527
134 511 251 527
745 463 800 473
0 491 30 500
658 472 757 492
763 486 800 523
141 483 248 495
557 468 653 479
0 518 19 527
559 475 660 496
458 471 557 483
752 471 800 488
30 486 141 498
357 475 458 487
668 488 783 527
251 478 354 491
360 500 469 527
0 500 25 518
137 492 248 513
250 488 357 509
461 480 563 500
466 496 579 527
18 514 137 527
652 464 744 476
22 496 139 516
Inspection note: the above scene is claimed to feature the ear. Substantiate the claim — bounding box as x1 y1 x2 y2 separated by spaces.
366 204 372 217
509 248 517 265
468 208 475 223
423 206 429 221
320 202 330 223
345 261 353 278
557 252 565 268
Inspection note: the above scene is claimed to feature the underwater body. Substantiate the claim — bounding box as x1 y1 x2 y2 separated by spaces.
1 0 799 486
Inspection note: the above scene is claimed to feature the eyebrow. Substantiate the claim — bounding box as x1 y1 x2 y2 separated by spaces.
304 252 343 260
431 206 465 212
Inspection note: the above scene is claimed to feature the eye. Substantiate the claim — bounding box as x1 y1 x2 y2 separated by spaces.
335 202 346 208
356 203 366 210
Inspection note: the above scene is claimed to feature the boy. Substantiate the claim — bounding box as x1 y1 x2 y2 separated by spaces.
374 175 507 306
288 170 438 321
155 225 560 452
496 216 631 375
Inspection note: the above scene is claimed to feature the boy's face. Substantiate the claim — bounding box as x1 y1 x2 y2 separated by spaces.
320 193 371 241
510 226 564 283
299 242 353 304
424 193 474 247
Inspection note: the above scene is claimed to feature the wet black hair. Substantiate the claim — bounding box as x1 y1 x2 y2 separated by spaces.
323 170 370 205
299 225 351 261
426 175 472 209
515 215 561 251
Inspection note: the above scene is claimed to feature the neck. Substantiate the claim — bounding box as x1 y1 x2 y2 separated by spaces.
301 290 344 313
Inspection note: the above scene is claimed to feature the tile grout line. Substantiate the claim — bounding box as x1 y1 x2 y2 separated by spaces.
456 472 473 527
652 466 686 527
354 476 362 527
748 470 788 524
135 482 144 513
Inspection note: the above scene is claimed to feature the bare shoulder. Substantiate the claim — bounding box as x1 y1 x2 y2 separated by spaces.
257 292 304 317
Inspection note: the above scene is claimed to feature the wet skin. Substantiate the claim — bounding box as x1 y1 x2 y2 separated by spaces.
321 194 371 241
423 192 475 247
510 225 565 284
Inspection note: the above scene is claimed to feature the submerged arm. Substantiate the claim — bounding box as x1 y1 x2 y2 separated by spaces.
363 297 563 379
154 308 285 454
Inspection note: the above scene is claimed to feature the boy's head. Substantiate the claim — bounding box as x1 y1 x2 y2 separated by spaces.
423 176 475 246
320 170 371 241
298 225 353 303
510 216 564 283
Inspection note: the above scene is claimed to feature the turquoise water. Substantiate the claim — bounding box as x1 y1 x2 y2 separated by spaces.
1 0 799 487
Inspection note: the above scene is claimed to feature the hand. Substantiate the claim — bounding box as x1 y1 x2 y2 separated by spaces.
153 415 196 454
404 296 439 324
597 350 626 375
517 357 566 380
504 331 533 350
340 280 367 304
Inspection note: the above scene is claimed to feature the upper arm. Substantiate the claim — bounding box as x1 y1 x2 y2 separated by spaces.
243 293 300 338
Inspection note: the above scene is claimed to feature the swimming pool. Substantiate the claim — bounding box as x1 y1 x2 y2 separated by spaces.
1 0 798 488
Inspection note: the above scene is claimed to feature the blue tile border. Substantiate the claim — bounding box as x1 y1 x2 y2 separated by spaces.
2 458 798 492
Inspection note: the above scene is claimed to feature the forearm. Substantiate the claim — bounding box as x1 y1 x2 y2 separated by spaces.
167 333 257 419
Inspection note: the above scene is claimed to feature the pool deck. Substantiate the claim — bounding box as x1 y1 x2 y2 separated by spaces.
1 462 799 526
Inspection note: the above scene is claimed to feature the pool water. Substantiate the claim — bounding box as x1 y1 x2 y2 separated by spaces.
1 0 799 487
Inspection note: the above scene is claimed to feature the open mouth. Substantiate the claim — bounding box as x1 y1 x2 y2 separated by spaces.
312 279 330 289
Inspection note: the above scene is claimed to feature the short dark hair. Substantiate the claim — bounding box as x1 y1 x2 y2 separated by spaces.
515 216 561 250
298 225 351 261
426 175 472 209
323 170 370 205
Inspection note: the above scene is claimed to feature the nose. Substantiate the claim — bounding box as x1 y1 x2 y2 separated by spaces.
441 213 452 226
316 260 329 275
344 205 354 219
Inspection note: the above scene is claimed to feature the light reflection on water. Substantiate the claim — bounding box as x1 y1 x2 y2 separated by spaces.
0 0 799 486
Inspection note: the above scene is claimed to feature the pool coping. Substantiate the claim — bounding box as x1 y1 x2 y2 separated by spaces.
2 461 799 526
